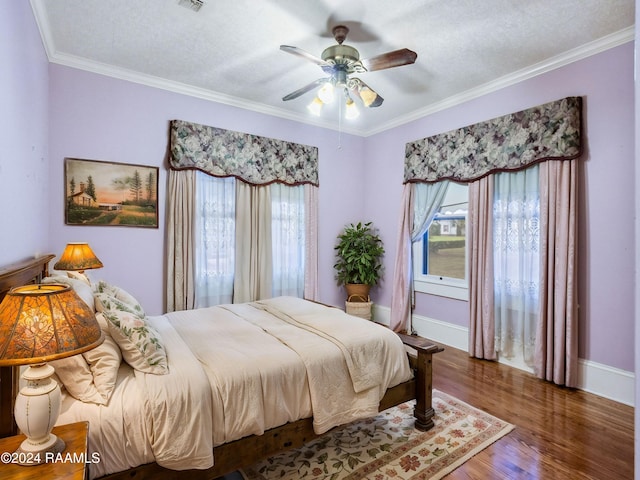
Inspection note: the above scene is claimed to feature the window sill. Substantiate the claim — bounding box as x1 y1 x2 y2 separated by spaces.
414 278 468 301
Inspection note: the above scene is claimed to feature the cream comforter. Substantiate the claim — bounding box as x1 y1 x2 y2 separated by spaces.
57 297 412 479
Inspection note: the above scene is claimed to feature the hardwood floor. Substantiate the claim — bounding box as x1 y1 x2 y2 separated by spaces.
432 344 634 479
221 343 634 479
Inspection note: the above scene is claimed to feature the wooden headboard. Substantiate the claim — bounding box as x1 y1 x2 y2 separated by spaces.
0 254 55 437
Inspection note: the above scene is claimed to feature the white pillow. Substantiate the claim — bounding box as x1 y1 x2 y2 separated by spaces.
103 309 168 375
67 270 91 285
42 275 95 311
82 313 122 401
51 354 107 405
83 335 122 401
50 312 122 404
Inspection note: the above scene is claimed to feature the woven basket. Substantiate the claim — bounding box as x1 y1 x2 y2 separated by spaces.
345 294 373 320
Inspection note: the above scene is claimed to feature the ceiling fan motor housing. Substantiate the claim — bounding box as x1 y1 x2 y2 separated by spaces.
322 44 360 65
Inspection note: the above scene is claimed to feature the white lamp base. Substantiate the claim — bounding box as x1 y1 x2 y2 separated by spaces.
14 435 65 465
14 363 65 465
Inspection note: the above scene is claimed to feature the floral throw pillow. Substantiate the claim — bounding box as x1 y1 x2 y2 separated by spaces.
103 309 168 375
93 281 145 319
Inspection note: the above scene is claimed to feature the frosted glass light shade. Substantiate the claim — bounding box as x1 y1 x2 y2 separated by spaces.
317 83 335 104
345 97 360 119
307 97 324 116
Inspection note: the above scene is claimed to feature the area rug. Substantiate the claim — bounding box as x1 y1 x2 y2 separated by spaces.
240 390 514 480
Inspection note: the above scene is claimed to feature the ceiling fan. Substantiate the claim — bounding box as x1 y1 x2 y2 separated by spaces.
280 25 417 118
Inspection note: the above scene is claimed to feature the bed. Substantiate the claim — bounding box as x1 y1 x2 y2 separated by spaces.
0 255 443 479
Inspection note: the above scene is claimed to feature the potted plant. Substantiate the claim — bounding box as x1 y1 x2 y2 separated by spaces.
334 221 385 300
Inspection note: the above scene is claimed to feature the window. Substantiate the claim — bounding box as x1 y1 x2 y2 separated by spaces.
193 173 306 307
413 182 469 300
271 183 305 298
493 166 540 365
194 173 236 307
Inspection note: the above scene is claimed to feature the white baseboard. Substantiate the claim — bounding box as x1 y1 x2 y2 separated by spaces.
577 359 635 406
373 305 634 407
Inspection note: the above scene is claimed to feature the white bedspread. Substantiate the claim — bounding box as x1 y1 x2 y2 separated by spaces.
236 296 412 433
58 314 215 478
57 297 412 478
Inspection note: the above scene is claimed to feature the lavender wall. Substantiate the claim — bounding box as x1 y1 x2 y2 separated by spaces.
365 43 636 372
0 1 50 265
47 65 366 315
634 0 640 471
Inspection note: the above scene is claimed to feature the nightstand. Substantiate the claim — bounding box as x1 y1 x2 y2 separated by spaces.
0 421 89 480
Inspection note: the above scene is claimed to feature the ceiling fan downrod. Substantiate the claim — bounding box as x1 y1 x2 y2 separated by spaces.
332 25 349 45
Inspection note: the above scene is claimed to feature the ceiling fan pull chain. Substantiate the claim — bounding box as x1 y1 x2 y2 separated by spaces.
338 94 343 149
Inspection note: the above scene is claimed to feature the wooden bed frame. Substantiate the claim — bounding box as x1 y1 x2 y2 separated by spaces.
0 255 443 480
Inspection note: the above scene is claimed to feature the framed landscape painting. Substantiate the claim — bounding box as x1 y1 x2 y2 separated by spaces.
64 157 159 228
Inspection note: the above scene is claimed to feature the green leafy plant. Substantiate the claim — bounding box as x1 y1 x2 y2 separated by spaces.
334 221 385 286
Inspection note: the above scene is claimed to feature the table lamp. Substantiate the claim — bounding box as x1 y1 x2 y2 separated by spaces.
0 283 104 465
53 242 103 273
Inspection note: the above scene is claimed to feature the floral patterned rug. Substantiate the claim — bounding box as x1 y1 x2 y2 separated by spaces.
240 390 514 480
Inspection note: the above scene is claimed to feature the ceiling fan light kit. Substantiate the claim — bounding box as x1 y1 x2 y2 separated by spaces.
317 83 335 104
280 25 417 120
307 97 324 116
349 79 383 108
344 96 360 119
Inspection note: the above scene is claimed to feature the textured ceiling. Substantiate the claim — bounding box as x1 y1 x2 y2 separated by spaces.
30 0 635 136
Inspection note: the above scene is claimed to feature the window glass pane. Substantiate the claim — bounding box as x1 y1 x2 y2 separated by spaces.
271 183 305 297
194 173 236 307
423 183 468 280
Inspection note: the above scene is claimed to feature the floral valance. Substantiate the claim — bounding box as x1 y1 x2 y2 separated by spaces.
169 119 319 186
404 96 582 183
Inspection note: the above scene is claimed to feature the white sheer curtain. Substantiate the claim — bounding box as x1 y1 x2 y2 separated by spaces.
493 165 540 365
390 181 449 332
413 182 450 240
303 185 319 301
194 172 236 308
271 183 305 298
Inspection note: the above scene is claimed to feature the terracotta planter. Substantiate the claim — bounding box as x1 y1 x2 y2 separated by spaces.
345 283 370 302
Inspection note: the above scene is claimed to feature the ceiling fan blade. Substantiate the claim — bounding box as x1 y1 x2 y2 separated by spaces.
280 45 332 67
361 48 417 72
282 78 330 101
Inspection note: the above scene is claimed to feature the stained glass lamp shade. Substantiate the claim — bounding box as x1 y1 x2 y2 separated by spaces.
53 242 104 273
0 284 103 464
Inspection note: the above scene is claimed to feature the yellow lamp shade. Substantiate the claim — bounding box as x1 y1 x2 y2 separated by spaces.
53 242 103 272
0 283 104 366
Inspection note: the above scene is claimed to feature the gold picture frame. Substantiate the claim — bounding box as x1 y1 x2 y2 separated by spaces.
64 157 159 228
